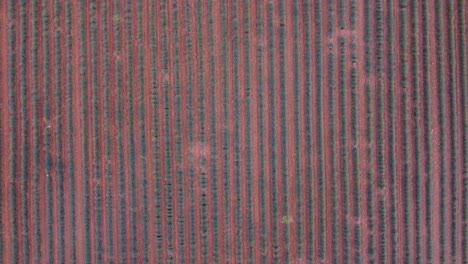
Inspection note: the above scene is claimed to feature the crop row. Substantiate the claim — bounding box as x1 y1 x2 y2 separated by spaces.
1 0 466 263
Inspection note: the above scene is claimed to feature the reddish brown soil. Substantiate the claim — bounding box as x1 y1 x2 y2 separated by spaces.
0 0 467 263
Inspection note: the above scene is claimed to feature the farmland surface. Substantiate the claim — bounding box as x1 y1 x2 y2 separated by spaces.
0 0 467 263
